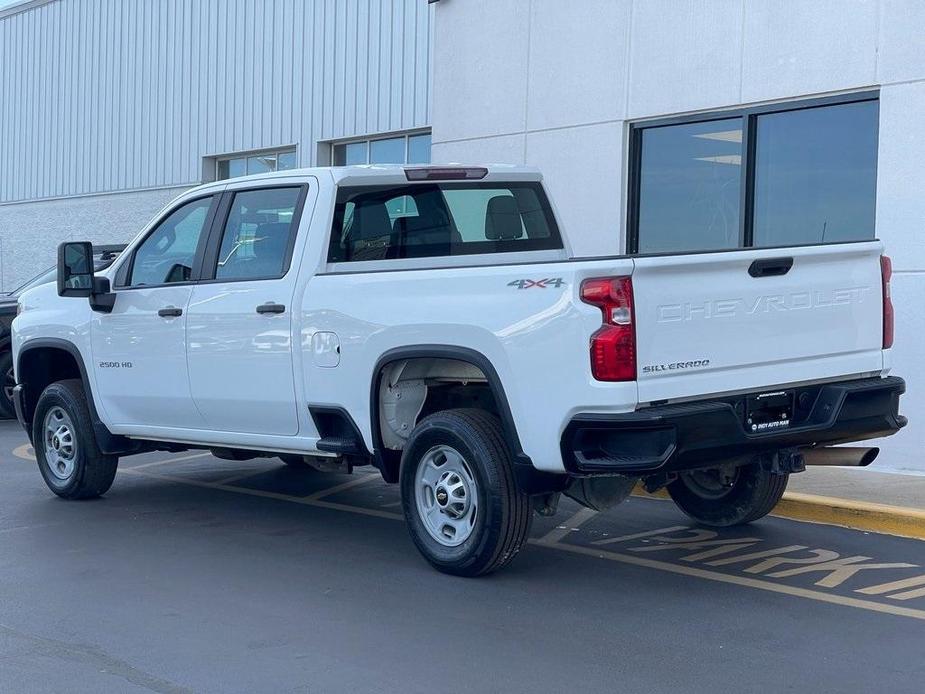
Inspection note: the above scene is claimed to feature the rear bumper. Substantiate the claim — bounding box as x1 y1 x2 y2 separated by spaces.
561 376 906 476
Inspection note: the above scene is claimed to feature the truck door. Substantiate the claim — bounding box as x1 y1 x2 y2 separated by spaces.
91 195 219 429
184 183 313 436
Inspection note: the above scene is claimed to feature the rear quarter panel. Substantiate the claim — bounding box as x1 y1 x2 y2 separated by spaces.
301 258 637 472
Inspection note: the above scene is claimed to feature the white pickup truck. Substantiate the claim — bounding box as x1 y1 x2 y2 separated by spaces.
11 165 906 576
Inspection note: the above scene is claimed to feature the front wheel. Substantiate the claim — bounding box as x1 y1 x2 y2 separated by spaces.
400 409 532 577
666 462 788 527
32 379 118 499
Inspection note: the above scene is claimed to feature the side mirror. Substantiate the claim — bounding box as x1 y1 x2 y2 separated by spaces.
57 241 116 313
57 242 94 297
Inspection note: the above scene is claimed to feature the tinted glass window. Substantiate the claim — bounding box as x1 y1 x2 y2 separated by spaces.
214 187 302 280
129 197 214 286
332 133 431 166
277 151 297 171
753 100 878 247
631 97 879 254
247 154 275 175
369 137 405 164
328 183 561 262
333 142 368 166
408 134 431 164
637 118 743 253
216 150 297 180
217 158 246 180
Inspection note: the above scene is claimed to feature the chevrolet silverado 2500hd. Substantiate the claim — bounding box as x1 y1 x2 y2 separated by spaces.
11 165 906 576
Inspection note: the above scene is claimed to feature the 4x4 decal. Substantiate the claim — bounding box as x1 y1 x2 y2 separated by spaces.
508 278 565 290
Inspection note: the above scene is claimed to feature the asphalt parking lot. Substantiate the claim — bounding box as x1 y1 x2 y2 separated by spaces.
1 420 923 694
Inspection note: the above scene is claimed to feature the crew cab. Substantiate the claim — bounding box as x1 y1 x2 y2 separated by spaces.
11 165 906 576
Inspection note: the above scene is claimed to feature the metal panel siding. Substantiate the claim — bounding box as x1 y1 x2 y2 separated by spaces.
0 0 432 203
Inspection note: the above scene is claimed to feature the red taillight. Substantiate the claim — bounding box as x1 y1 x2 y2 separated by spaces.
581 277 636 381
881 255 894 349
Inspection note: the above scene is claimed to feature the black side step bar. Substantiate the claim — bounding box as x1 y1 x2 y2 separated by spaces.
316 437 364 455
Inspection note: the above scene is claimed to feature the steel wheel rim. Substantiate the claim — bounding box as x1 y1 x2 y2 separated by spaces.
43 406 77 481
414 445 479 547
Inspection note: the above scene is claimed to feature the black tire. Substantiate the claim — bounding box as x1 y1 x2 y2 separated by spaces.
399 409 532 577
0 351 15 419
32 379 118 500
279 454 311 468
667 462 788 527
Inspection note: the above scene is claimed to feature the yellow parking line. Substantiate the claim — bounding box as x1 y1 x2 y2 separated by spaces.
303 473 380 501
537 507 598 544
529 538 925 622
119 457 925 621
210 471 262 486
128 451 212 470
632 484 925 541
121 468 403 521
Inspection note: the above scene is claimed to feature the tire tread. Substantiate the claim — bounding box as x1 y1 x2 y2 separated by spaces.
667 463 788 527
33 379 118 499
400 408 532 576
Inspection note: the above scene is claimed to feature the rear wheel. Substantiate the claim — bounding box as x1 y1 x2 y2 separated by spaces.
32 379 118 499
0 351 15 419
666 462 788 527
400 409 532 577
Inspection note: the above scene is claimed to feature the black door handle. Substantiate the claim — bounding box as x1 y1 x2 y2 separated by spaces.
157 306 183 317
256 302 286 314
749 257 793 278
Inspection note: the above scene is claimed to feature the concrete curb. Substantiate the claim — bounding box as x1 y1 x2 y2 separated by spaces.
771 492 925 540
632 485 925 541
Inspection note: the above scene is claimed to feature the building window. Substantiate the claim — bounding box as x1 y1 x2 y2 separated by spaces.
332 132 431 166
215 148 298 181
627 94 879 254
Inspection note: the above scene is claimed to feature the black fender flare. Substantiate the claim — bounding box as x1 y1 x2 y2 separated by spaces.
369 345 566 493
16 337 138 455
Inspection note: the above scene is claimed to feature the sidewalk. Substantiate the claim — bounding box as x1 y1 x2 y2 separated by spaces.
787 466 925 509
771 466 925 539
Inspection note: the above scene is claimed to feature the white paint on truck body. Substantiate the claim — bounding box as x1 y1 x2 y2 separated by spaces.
11 166 894 474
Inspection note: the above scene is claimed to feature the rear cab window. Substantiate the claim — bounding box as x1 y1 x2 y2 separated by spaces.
327 182 563 262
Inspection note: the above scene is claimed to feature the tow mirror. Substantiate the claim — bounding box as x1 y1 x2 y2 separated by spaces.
57 242 94 297
57 241 116 313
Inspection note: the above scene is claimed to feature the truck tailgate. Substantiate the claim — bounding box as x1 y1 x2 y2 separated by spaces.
631 241 885 403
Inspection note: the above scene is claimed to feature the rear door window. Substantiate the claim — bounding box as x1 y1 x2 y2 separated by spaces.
212 187 304 281
328 182 562 262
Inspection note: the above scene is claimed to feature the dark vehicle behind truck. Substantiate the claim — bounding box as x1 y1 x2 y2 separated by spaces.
0 245 124 417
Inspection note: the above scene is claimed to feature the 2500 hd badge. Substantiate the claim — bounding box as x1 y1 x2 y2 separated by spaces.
641 359 711 374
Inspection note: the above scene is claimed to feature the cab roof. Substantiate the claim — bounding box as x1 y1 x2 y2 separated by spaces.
194 164 544 195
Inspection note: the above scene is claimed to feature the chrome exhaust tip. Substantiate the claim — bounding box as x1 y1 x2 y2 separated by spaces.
802 446 880 467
